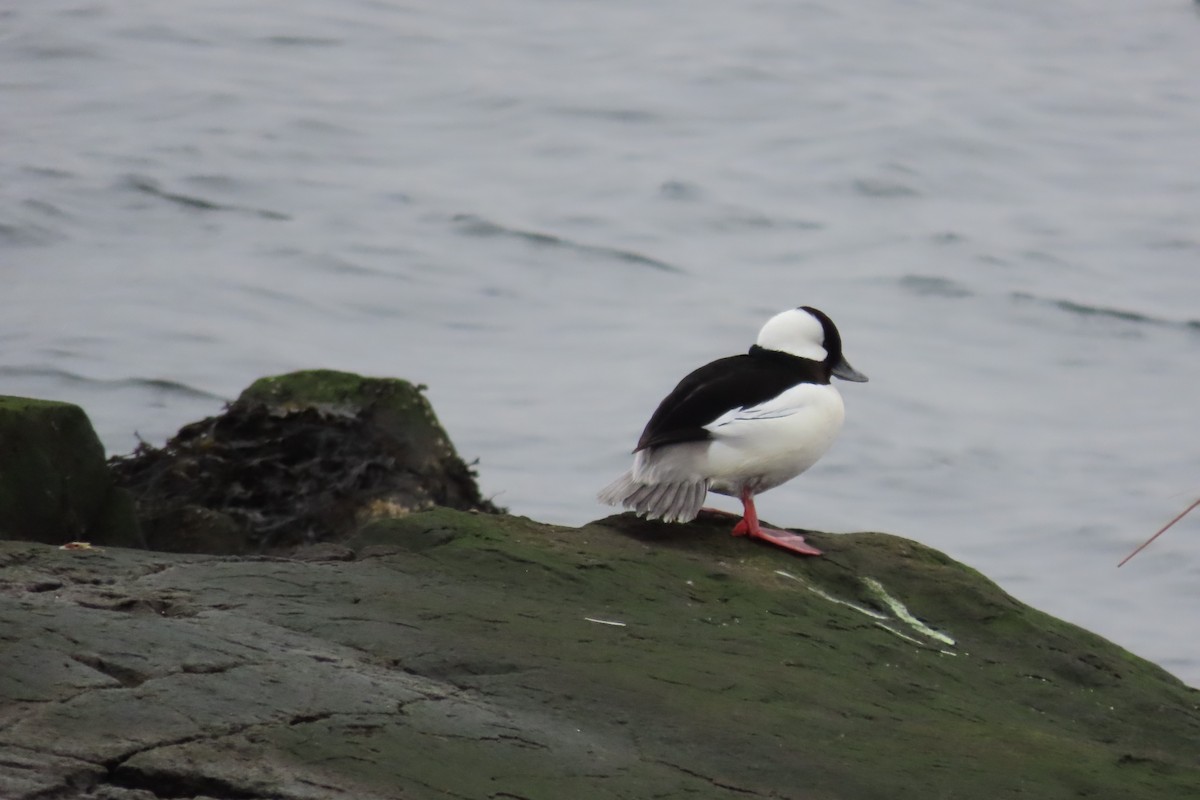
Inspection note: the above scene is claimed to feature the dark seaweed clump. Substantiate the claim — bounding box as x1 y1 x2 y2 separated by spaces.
109 403 498 555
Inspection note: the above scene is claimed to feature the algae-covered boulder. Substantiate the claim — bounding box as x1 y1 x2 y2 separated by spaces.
0 396 141 548
5 375 1197 798
109 370 498 554
2 508 1196 799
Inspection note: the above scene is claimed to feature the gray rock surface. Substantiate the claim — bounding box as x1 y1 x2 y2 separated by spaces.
4 373 1198 798
2 508 1198 799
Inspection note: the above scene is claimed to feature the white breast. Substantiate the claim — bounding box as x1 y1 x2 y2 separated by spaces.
701 382 846 496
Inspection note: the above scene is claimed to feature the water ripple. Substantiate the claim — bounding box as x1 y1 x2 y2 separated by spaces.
851 177 920 198
0 366 227 402
260 35 344 47
549 105 660 124
0 220 58 246
713 211 824 232
898 275 973 298
659 180 704 201
1012 292 1200 331
123 175 291 221
452 214 683 273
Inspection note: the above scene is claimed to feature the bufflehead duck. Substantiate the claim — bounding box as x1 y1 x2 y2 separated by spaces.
598 306 867 556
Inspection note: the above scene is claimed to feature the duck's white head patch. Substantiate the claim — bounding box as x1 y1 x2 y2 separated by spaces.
755 307 828 361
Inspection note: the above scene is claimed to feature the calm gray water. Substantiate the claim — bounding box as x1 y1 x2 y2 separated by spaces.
5 1 1199 685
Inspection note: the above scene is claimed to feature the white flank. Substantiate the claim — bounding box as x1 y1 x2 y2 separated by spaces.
703 383 845 496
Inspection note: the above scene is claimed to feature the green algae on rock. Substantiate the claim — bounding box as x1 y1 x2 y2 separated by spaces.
0 396 142 548
109 370 499 554
4 374 1198 798
1 507 1196 799
359 508 1200 798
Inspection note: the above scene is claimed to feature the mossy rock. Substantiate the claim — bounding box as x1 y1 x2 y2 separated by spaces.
1 507 1197 798
344 508 1200 798
235 369 461 473
110 370 498 554
0 396 142 548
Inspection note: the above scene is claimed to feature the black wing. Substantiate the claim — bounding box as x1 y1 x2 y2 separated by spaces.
634 348 827 452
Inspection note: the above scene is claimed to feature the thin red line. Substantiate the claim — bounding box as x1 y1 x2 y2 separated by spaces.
1118 497 1200 568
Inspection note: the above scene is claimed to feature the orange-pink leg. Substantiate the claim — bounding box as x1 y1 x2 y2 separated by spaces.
730 489 822 557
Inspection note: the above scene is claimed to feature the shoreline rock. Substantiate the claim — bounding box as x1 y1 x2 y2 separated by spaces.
107 370 500 554
1 372 1198 798
2 508 1198 799
0 396 141 549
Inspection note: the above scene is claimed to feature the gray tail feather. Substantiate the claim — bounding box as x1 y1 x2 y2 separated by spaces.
597 471 708 523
